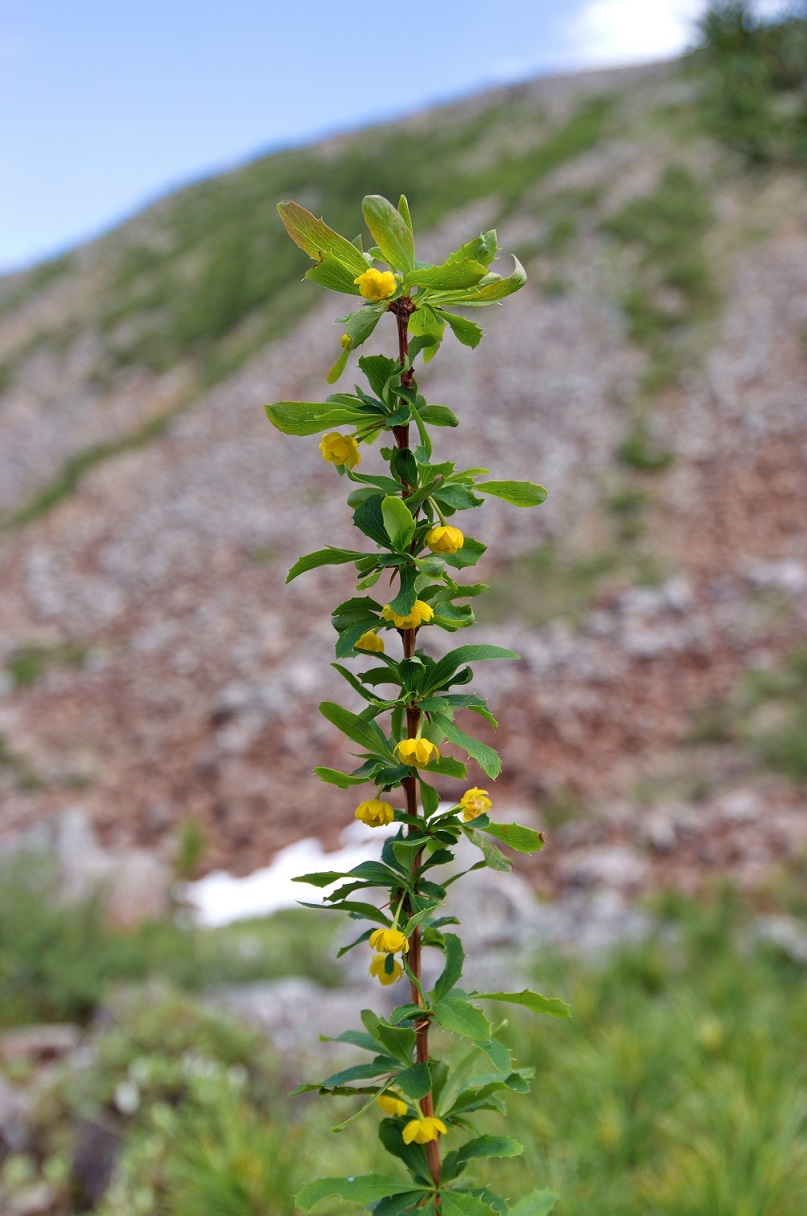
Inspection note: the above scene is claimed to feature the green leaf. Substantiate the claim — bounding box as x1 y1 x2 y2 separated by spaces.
478 822 545 855
265 400 366 437
446 231 498 268
286 547 367 582
353 496 391 547
277 201 369 275
476 480 548 508
435 256 527 306
474 989 571 1020
306 255 364 295
396 1061 432 1100
434 996 492 1043
404 260 489 291
314 766 370 789
463 828 512 873
319 702 391 756
424 755 467 779
440 1193 499 1216
435 719 498 778
509 1191 559 1216
443 1135 523 1182
442 538 487 570
387 563 417 617
398 194 414 235
381 496 416 551
362 195 415 273
360 1010 416 1064
295 1175 425 1210
440 311 483 349
327 346 351 385
320 1060 398 1087
358 354 399 399
433 934 465 1002
423 645 520 695
344 305 384 348
418 404 459 428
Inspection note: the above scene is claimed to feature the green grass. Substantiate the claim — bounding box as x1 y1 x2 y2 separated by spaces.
693 2 807 168
477 543 663 629
6 640 91 687
0 857 340 1028
602 164 717 397
4 874 807 1215
690 646 807 783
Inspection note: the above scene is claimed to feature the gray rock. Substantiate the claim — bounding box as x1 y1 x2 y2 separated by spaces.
0 1075 31 1156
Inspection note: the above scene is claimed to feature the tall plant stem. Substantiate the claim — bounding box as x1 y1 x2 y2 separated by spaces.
392 300 441 1197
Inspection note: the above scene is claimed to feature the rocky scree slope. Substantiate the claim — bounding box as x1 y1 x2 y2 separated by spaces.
0 59 805 898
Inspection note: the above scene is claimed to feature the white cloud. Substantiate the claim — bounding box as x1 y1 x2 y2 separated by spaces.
562 0 706 68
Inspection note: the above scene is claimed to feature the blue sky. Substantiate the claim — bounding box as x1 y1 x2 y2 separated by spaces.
1 0 709 273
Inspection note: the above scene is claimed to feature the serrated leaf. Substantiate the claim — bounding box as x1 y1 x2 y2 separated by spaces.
509 1191 560 1216
287 547 367 582
442 538 487 570
381 496 416 551
265 400 366 436
396 1061 432 1100
434 996 492 1043
306 255 364 295
440 311 483 349
442 1135 523 1182
474 989 571 1019
344 305 384 348
479 822 546 855
440 1193 499 1216
434 255 527 306
446 231 498 268
295 1175 425 1210
464 828 513 873
278 201 369 274
404 260 489 291
362 195 415 272
437 719 501 780
353 495 392 548
433 934 465 1003
476 480 548 508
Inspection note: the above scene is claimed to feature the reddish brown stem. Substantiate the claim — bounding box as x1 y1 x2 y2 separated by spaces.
393 301 441 1200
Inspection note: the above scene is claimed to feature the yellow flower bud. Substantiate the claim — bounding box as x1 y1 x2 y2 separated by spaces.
354 268 396 302
376 1093 409 1118
319 432 361 469
425 525 464 555
369 954 403 986
381 600 434 630
340 333 352 349
459 787 492 821
356 630 385 654
369 927 409 954
402 1116 447 1145
355 799 395 828
394 738 441 768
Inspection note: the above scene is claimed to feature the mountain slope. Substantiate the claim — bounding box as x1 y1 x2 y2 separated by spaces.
1 56 805 891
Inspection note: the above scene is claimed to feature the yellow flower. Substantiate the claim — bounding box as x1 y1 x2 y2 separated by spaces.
369 954 403 986
402 1117 447 1145
394 738 441 768
369 928 409 954
459 787 492 821
376 1094 409 1118
425 525 464 555
355 799 395 828
356 630 385 654
340 333 352 349
381 600 434 630
319 432 361 469
354 268 396 302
